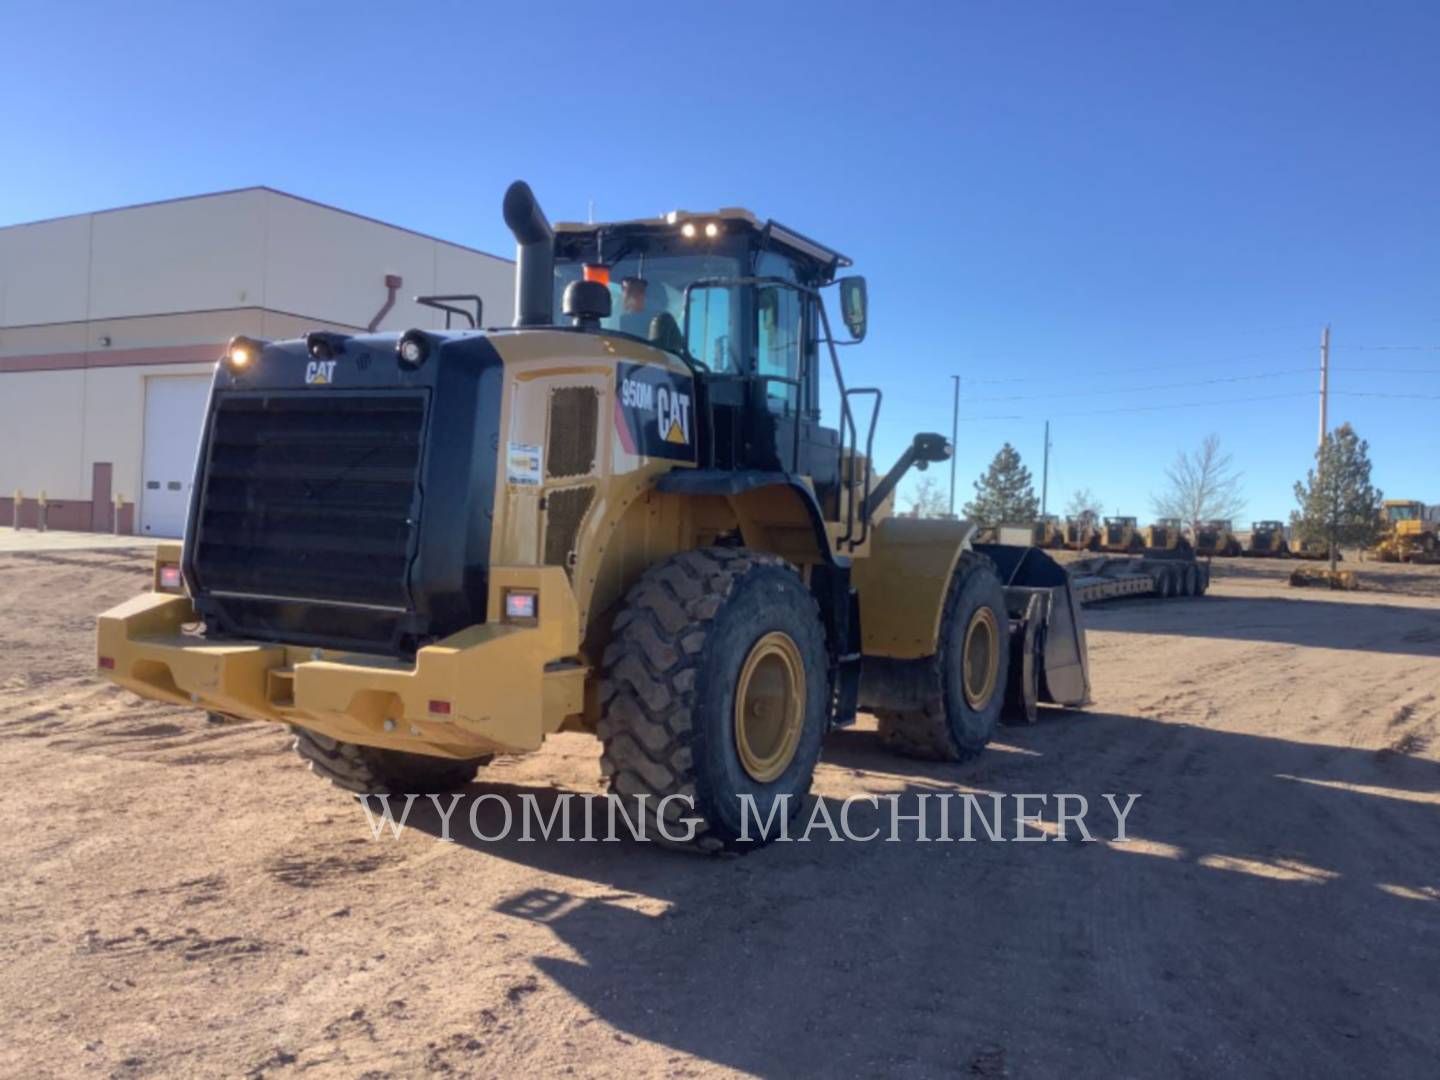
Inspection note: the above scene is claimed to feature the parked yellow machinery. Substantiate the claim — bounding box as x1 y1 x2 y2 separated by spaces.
1374 500 1439 563
1192 519 1242 557
1099 516 1145 553
1244 520 1289 558
1062 517 1099 551
1143 518 1188 553
1030 515 1064 549
95 181 1092 852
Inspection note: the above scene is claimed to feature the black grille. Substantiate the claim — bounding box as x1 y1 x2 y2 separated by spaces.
547 386 599 478
194 392 426 609
544 485 594 574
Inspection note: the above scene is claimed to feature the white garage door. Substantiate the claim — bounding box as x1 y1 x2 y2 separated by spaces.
140 375 211 538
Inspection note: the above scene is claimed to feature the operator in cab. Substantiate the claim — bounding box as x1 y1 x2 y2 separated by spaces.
618 276 652 337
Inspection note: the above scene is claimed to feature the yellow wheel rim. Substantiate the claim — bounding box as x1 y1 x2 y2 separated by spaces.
962 607 1000 710
734 631 806 783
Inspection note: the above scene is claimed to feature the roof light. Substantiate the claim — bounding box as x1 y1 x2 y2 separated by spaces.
223 335 265 370
704 222 719 238
681 222 697 238
583 264 611 285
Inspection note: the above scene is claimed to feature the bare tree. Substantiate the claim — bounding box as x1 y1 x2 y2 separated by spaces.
904 474 950 518
1150 433 1245 529
1065 487 1102 527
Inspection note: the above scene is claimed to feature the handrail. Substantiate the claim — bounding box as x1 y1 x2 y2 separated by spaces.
415 294 483 329
842 387 882 547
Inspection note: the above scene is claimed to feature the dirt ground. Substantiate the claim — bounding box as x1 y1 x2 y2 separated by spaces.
2 550 1438 1078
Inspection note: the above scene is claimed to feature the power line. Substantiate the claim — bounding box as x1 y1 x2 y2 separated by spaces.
1333 389 1440 401
1333 366 1440 375
960 390 1314 422
964 367 1311 403
1343 344 1440 352
960 349 1300 385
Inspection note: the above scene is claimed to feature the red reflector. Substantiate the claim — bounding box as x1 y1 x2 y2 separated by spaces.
582 264 610 285
159 565 182 589
505 591 538 620
98 656 116 669
428 699 451 715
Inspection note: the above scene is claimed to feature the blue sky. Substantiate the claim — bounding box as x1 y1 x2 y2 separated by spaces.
3 1 1436 519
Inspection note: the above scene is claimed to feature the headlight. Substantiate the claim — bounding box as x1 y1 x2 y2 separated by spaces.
397 329 430 370
223 335 266 370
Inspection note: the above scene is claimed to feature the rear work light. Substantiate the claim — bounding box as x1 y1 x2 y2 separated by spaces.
504 590 538 621
158 564 183 592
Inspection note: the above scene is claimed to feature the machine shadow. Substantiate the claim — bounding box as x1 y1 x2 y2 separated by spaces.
1083 593 1440 656
394 711 1440 1076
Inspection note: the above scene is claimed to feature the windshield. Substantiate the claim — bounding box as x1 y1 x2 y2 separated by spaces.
554 253 742 368
1386 504 1420 522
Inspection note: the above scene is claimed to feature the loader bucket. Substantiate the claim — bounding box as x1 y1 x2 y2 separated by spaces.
974 544 1092 714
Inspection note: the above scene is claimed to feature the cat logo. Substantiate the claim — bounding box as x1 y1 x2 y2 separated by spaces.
615 363 697 463
305 359 338 385
656 386 691 446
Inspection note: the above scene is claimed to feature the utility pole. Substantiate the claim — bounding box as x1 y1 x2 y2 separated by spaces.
1318 324 1334 570
1318 324 1330 448
948 375 960 518
1040 420 1052 518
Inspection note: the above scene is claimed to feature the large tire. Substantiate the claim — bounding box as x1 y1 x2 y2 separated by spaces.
1181 564 1197 596
291 726 490 795
597 548 829 852
874 551 1010 762
1156 569 1174 599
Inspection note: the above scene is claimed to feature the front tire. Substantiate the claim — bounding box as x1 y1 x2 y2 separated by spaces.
291 726 490 795
875 551 1010 762
597 548 829 852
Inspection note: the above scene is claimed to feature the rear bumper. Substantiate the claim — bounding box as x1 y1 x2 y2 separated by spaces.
95 567 586 759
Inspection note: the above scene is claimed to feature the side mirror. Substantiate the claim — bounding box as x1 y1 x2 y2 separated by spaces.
838 276 867 342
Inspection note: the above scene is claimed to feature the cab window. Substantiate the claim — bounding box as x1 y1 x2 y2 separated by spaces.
755 253 804 414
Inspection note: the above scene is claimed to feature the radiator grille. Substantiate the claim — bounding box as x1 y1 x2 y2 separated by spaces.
194 392 425 609
544 486 594 573
546 386 598 478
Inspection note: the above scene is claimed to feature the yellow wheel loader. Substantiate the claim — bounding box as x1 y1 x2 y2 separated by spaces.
1244 520 1289 558
97 182 1089 852
1373 500 1439 563
1099 516 1145 553
1192 519 1242 558
1030 515 1064 549
1142 517 1189 554
1062 517 1099 551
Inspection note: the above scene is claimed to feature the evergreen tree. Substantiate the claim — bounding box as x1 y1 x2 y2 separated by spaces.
964 443 1039 526
1291 423 1382 571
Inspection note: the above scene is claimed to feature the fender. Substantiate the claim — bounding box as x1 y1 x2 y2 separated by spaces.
655 469 847 568
850 516 977 659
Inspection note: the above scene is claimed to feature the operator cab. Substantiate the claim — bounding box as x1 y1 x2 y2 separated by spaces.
550 209 870 521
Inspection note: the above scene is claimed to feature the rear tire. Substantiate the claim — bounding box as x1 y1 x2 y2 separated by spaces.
291 726 490 795
1157 569 1175 599
875 551 1010 762
597 548 829 852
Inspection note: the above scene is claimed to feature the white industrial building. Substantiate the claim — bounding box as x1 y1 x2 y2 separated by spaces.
0 188 513 536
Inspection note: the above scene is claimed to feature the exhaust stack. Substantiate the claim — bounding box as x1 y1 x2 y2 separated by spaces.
503 180 555 327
